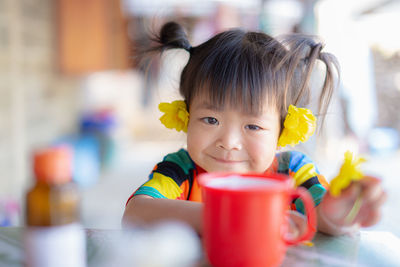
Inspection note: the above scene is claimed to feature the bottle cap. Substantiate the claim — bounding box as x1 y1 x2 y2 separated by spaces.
33 145 73 183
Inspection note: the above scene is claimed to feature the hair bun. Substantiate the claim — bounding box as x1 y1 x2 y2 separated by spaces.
160 22 191 52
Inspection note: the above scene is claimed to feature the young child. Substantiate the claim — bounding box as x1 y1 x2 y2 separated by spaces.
122 22 386 237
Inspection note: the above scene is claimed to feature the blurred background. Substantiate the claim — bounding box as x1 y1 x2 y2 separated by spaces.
0 0 399 236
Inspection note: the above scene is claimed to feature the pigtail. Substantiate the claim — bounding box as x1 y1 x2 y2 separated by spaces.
147 21 192 54
307 42 340 129
317 50 340 123
133 21 192 69
133 21 194 102
295 43 322 106
278 34 340 130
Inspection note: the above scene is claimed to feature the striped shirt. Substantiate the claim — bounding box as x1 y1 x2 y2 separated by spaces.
128 149 329 213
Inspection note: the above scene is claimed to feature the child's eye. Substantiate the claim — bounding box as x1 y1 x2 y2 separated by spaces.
245 124 262 131
201 117 219 125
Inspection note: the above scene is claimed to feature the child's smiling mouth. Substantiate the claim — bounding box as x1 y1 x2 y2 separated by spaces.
210 155 245 164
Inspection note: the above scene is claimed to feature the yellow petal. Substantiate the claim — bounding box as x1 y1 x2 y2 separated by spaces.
329 151 366 197
278 105 316 147
158 100 189 133
158 102 175 113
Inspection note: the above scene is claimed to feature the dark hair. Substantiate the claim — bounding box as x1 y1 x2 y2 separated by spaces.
143 21 339 130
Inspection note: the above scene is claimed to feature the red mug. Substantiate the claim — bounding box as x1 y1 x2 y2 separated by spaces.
199 172 317 267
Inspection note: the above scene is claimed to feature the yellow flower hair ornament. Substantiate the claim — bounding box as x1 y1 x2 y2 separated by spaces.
158 100 189 133
278 105 317 148
329 151 366 197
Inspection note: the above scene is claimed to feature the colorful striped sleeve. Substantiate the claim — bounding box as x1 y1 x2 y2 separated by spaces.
278 151 328 214
131 149 195 201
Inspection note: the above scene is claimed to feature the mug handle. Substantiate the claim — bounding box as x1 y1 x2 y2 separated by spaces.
284 187 317 245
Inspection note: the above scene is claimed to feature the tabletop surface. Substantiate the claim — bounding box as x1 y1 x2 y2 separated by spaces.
1 227 400 267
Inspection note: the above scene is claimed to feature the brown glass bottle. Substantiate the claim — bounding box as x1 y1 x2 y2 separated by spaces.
26 146 79 226
24 146 86 267
26 179 81 226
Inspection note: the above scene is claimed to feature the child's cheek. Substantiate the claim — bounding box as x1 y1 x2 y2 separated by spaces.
247 138 276 172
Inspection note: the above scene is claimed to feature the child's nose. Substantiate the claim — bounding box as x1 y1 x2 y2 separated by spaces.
216 128 242 151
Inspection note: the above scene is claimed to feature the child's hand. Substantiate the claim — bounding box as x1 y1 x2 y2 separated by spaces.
319 176 387 234
286 210 308 240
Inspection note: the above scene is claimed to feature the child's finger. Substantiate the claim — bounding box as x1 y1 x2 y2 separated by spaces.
291 211 308 236
340 182 360 200
360 209 382 227
285 218 299 240
359 176 381 190
359 176 385 205
346 176 382 205
356 190 386 227
341 179 381 225
366 190 387 209
285 211 304 239
362 184 383 203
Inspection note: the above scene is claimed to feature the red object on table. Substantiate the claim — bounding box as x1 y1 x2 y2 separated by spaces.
199 172 316 267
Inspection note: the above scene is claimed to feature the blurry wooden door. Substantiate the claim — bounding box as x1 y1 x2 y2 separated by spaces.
57 0 131 74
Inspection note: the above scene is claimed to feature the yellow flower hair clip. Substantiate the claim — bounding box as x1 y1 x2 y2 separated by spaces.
159 100 189 133
278 105 317 147
329 151 366 197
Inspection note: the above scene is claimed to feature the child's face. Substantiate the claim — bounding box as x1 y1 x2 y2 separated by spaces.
187 94 281 173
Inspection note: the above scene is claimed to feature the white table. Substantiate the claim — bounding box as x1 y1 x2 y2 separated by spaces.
1 227 400 266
